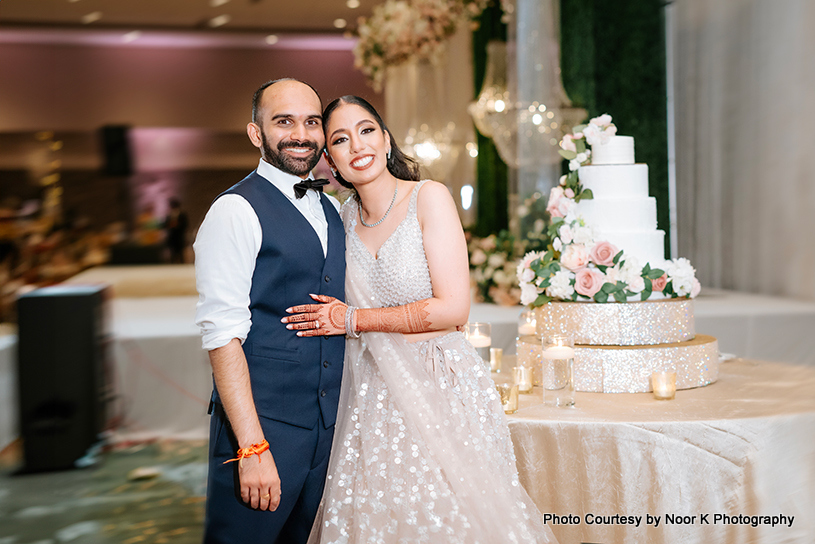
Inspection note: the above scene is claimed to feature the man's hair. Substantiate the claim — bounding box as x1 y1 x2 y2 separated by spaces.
251 78 322 125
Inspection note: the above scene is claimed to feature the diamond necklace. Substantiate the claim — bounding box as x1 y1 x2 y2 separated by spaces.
359 181 398 228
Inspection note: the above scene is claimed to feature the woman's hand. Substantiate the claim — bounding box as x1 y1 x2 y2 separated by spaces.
282 294 348 337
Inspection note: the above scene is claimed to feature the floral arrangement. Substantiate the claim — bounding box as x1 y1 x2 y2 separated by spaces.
517 114 701 308
354 0 490 90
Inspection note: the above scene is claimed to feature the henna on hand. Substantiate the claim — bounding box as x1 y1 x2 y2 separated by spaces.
355 300 432 334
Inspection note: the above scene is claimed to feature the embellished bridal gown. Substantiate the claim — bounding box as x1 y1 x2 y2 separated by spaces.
309 181 557 543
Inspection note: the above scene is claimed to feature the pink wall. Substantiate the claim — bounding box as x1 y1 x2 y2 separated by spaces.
0 41 382 132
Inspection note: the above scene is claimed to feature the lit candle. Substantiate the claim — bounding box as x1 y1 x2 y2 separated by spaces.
468 333 492 348
518 323 536 336
513 365 533 393
651 371 677 400
490 347 503 373
542 345 575 360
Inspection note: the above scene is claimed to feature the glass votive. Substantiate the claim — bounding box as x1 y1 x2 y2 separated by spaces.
651 371 677 400
489 347 503 373
495 380 519 414
518 309 537 336
465 322 492 368
541 334 575 407
513 365 534 394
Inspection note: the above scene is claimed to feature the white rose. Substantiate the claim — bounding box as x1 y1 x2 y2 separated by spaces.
572 225 595 245
604 265 621 284
583 124 601 146
627 275 645 293
488 253 506 268
520 268 535 283
569 159 581 171
546 270 575 299
558 224 574 244
520 282 540 305
560 244 590 271
553 237 562 251
576 152 588 164
591 113 613 128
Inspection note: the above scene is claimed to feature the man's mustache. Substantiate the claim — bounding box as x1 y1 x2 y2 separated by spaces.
278 140 320 152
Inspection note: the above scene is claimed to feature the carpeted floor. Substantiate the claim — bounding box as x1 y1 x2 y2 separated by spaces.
0 440 207 543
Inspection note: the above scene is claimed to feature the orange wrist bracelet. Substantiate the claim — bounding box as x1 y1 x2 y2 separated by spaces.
223 439 269 467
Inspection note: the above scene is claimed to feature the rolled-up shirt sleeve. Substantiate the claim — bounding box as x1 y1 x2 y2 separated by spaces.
194 194 261 351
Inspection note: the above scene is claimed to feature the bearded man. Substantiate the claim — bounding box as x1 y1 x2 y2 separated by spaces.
194 78 344 543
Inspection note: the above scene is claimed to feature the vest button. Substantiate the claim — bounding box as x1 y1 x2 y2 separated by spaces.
324 275 331 283
320 390 327 397
323 361 329 368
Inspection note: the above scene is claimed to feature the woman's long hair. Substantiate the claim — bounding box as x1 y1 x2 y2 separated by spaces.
322 95 421 189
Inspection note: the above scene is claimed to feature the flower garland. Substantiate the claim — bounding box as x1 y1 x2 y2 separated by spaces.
354 0 490 91
517 114 701 307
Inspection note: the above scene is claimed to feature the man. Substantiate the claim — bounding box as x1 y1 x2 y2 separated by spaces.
194 78 345 543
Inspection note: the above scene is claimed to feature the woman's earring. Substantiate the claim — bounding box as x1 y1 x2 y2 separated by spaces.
330 167 338 177
387 148 392 160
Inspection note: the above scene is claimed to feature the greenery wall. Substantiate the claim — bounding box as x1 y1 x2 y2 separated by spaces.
472 0 669 254
561 0 670 255
471 4 509 237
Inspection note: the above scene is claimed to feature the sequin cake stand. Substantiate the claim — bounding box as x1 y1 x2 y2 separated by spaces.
519 300 718 393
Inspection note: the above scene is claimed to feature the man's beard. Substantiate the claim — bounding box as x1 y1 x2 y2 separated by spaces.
261 131 321 177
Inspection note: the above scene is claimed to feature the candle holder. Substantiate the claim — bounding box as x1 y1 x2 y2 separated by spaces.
518 310 537 336
541 334 575 407
489 347 503 373
465 322 492 369
513 365 534 394
494 378 519 414
651 371 677 400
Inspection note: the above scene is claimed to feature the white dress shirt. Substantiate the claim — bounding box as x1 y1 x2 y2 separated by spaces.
194 158 341 351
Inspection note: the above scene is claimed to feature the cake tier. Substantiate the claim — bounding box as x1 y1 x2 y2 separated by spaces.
591 135 634 165
578 164 649 198
517 334 719 393
594 229 665 264
574 197 657 231
535 299 694 345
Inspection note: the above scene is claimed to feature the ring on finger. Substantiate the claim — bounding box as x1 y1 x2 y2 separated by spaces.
262 494 271 499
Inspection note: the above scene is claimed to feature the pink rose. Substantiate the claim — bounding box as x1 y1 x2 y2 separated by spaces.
560 244 590 271
575 268 604 297
651 273 668 293
690 277 701 298
589 241 619 267
591 113 612 128
546 187 565 218
560 134 577 153
564 188 575 198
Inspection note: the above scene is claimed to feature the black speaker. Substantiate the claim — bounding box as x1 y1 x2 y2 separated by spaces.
99 125 133 176
16 285 111 472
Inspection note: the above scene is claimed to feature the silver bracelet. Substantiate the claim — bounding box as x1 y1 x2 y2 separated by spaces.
345 305 360 339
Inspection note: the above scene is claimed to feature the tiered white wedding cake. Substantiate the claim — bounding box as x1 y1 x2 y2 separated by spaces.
574 136 665 266
516 115 718 393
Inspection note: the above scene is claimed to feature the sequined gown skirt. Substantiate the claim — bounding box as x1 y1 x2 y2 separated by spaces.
311 331 549 543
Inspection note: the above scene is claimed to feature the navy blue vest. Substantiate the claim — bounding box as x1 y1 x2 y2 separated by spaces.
211 171 345 430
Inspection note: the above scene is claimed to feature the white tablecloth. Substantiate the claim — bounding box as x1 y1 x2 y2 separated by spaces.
507 359 815 544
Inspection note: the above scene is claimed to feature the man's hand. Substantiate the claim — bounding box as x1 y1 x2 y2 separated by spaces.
282 294 347 336
239 449 282 511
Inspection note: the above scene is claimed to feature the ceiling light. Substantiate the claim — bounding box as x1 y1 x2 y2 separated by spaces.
265 35 279 45
122 31 141 43
333 18 347 29
81 11 102 24
346 0 361 8
68 0 81 3
209 0 230 6
208 14 231 28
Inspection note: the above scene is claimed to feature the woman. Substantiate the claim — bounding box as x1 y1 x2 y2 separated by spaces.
283 96 556 543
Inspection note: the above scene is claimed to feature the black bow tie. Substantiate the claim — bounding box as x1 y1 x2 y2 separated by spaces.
293 178 330 199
